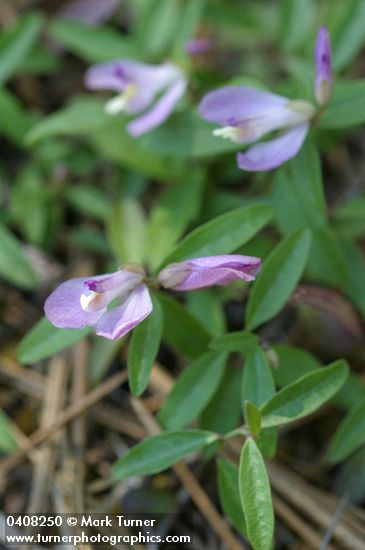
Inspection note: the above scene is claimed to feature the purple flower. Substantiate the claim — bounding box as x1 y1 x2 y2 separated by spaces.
199 27 332 172
314 27 333 107
185 38 212 56
85 60 187 137
44 266 152 340
44 255 261 340
57 0 120 26
158 255 261 290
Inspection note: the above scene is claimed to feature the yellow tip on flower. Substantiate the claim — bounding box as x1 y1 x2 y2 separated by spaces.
104 84 137 115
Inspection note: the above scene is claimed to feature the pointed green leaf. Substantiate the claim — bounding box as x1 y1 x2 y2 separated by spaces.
49 19 138 63
327 398 365 464
107 197 146 264
158 292 211 359
319 79 365 128
159 204 273 268
260 360 349 428
0 410 18 454
201 367 242 435
0 12 43 85
17 318 90 364
244 401 262 436
0 223 38 289
158 351 227 430
217 458 247 536
112 430 218 479
210 331 258 355
147 172 204 270
242 347 276 409
128 297 163 396
245 227 312 330
239 438 274 550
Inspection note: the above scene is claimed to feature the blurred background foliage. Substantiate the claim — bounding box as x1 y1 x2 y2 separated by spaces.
1 0 365 548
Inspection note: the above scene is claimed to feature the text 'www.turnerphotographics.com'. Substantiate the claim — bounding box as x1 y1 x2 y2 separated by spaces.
4 514 194 546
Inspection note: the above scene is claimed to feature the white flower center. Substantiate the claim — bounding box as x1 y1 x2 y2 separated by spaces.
213 126 240 142
104 84 137 115
286 100 316 120
80 291 107 312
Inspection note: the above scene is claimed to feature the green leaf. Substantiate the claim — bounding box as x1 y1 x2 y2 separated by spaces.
90 118 186 182
49 19 139 62
147 172 204 270
217 458 247 536
245 227 312 330
26 97 110 145
279 0 314 52
138 0 181 57
173 0 206 48
327 398 365 464
260 360 349 428
0 12 43 85
187 290 226 336
333 195 365 239
272 139 326 234
128 297 163 396
65 186 111 221
331 0 365 70
274 344 365 412
112 430 218 479
158 292 211 359
158 351 227 430
88 338 123 386
11 164 49 246
209 331 258 354
0 223 38 289
244 401 262 436
160 203 273 268
256 428 278 459
201 367 242 434
319 80 365 128
242 347 275 409
273 344 320 387
0 88 31 146
106 198 146 263
139 110 241 158
0 410 18 454
17 318 90 364
239 438 274 550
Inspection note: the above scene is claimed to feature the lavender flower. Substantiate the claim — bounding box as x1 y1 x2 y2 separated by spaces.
85 60 187 137
185 38 212 56
158 255 261 291
199 27 332 172
44 265 152 340
314 27 333 107
45 255 261 340
58 0 120 26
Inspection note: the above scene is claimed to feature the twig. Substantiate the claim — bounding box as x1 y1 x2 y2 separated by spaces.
0 370 128 482
71 341 89 513
274 494 336 550
130 397 245 550
27 356 70 514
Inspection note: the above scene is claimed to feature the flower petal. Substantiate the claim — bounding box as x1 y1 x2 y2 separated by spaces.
95 284 152 340
85 61 184 114
85 269 143 292
158 255 261 291
127 77 187 137
236 123 309 172
199 86 288 127
185 38 212 56
314 27 332 106
58 0 120 26
44 278 104 329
